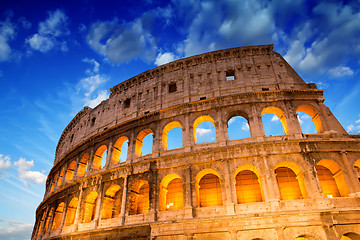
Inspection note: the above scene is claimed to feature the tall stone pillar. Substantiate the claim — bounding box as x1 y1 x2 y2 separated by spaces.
87 147 95 173
94 179 104 226
249 105 265 138
184 165 193 219
215 109 227 146
261 154 280 201
120 174 128 225
105 141 113 168
340 151 360 194
183 113 192 152
73 183 84 228
223 159 235 215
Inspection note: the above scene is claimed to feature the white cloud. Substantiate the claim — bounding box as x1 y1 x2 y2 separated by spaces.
86 15 157 63
347 118 360 134
27 34 54 53
271 115 280 122
0 19 15 61
0 154 11 175
241 122 250 131
154 52 176 66
18 17 31 29
228 117 237 125
14 158 47 186
85 90 108 108
0 219 33 240
196 128 213 137
329 65 354 78
297 115 303 125
27 9 69 53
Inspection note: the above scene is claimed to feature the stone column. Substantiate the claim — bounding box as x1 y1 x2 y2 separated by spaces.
39 206 50 236
152 126 160 157
283 105 302 135
223 159 235 215
73 156 80 180
60 163 69 186
120 174 128 225
94 179 104 226
300 152 323 199
58 200 68 231
87 147 95 173
127 130 136 163
340 151 360 194
73 184 84 228
261 154 280 201
105 141 113 168
148 162 158 221
183 113 192 152
184 165 193 219
215 109 227 146
249 105 265 138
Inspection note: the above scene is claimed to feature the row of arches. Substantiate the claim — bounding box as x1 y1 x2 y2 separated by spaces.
48 104 324 194
38 158 355 236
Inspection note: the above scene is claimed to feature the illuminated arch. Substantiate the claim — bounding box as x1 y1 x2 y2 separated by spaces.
234 165 264 204
92 145 108 170
195 169 223 207
112 136 129 164
82 191 98 223
64 197 78 226
37 212 45 235
50 176 57 192
162 121 182 151
296 105 323 133
64 160 76 183
129 180 149 215
135 129 153 157
52 202 64 230
44 207 53 232
77 153 89 177
261 106 288 135
159 173 183 211
193 115 216 144
317 159 349 197
275 161 308 200
56 167 65 187
102 185 122 219
341 232 360 240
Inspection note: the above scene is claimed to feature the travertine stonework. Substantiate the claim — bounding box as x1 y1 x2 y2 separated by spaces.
32 45 360 240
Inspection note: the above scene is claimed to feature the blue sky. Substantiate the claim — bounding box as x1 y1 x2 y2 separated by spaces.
0 0 360 239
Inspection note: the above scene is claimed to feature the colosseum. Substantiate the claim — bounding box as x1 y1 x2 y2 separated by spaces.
32 45 360 240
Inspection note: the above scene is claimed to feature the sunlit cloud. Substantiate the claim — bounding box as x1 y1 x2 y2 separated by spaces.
241 122 249 131
14 158 46 186
347 119 360 134
329 65 354 78
0 219 32 240
155 52 176 66
0 154 11 176
0 19 16 61
196 128 213 137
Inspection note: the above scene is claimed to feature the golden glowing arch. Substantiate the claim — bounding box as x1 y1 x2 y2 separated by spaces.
193 115 216 144
112 136 129 164
135 129 153 157
77 152 89 177
93 145 108 170
296 105 323 133
261 106 288 135
65 197 78 226
162 121 182 151
159 173 183 211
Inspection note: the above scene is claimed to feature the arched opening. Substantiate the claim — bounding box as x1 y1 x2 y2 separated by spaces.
44 208 53 232
93 145 107 170
195 169 223 207
261 106 288 136
275 161 308 200
65 160 76 183
296 105 323 133
135 129 153 157
102 185 122 219
129 180 149 215
65 197 78 226
112 136 129 164
37 212 45 235
159 174 183 211
193 115 216 144
52 202 64 230
50 176 57 192
341 232 360 240
77 153 89 177
57 167 65 187
228 115 251 140
316 159 349 197
162 121 183 151
235 165 263 204
82 191 98 223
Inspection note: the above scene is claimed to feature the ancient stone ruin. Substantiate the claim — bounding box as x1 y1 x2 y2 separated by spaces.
32 45 360 240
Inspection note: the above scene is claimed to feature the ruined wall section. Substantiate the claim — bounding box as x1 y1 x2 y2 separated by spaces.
55 45 309 163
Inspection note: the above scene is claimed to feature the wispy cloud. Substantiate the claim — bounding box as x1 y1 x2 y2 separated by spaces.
0 219 32 240
86 15 157 63
76 58 109 108
241 122 250 131
271 115 279 122
154 52 176 66
347 119 360 134
27 9 69 53
0 18 16 61
0 154 11 176
14 158 46 186
196 128 213 137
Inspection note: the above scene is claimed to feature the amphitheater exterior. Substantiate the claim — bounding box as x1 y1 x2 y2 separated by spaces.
32 45 360 240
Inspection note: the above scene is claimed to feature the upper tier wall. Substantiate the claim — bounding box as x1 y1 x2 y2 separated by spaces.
54 44 311 163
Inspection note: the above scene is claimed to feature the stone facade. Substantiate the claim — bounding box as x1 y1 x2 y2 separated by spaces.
32 45 360 240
